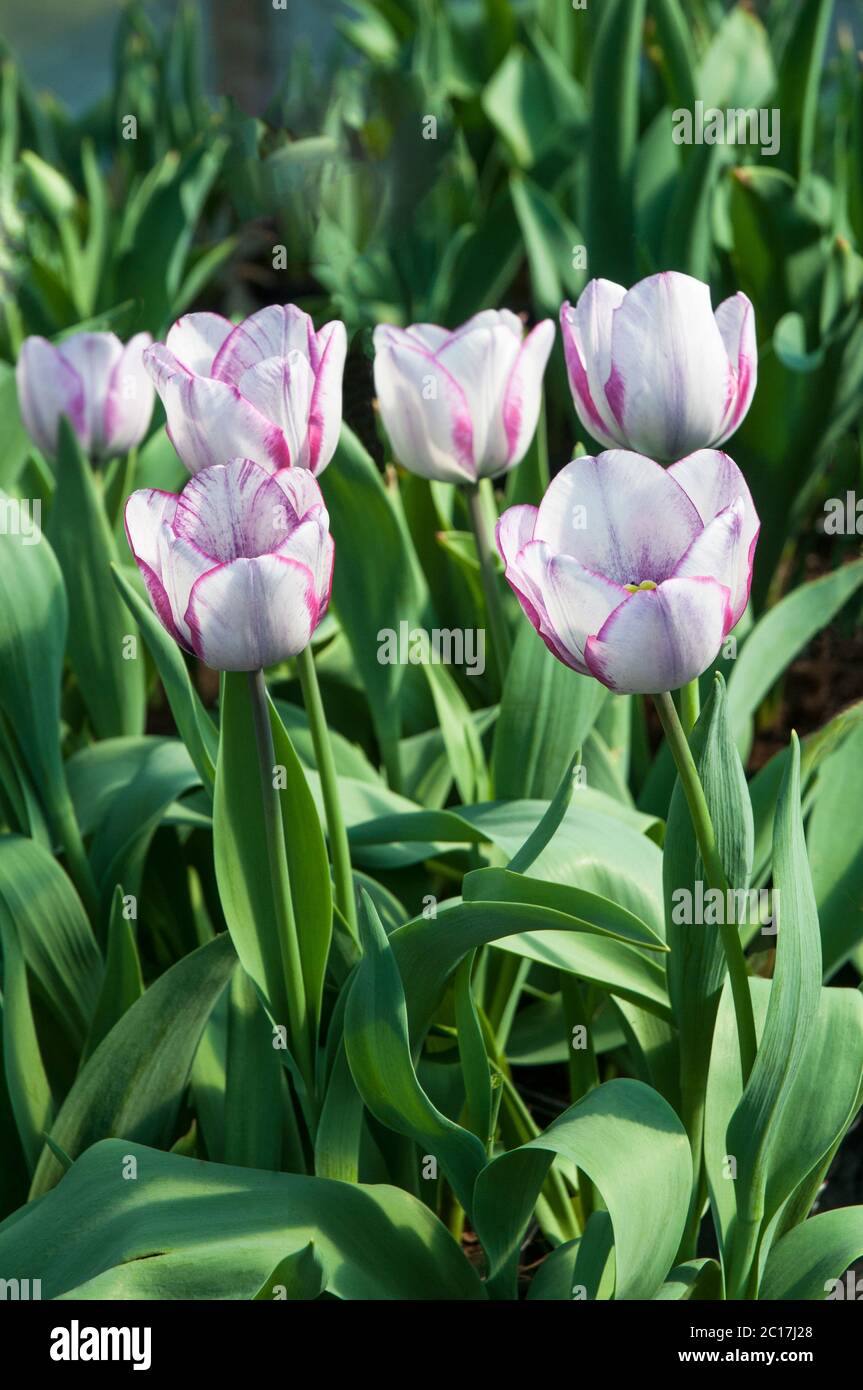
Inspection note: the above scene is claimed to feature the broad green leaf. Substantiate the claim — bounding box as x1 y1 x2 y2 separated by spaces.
223 965 283 1172
252 1243 326 1301
0 919 54 1171
422 658 489 804
0 1139 486 1300
492 621 606 799
29 933 236 1196
474 1078 691 1298
724 738 822 1292
320 425 426 785
454 954 494 1147
112 562 217 786
586 0 645 283
464 867 667 952
344 892 487 1214
392 898 671 1048
0 834 101 1054
807 719 863 975
82 886 143 1061
213 674 332 1041
760 1208 863 1301
775 0 834 181
727 559 863 754
47 421 145 738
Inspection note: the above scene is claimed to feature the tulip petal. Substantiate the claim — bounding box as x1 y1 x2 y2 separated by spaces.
437 322 521 473
714 293 757 441
533 450 702 586
668 449 760 623
502 319 555 467
211 304 316 385
496 508 579 668
584 576 731 695
56 333 123 455
672 499 743 630
165 313 234 375
307 320 346 474
277 516 335 613
561 281 627 450
542 554 630 671
145 344 290 475
104 332 155 457
235 353 316 470
273 466 329 527
606 272 731 459
173 458 290 561
186 554 318 671
159 527 214 647
124 488 184 641
16 336 85 457
373 338 475 483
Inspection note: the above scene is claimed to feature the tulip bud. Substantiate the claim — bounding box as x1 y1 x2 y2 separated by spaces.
16 331 154 462
497 449 759 695
372 310 554 485
124 457 334 672
560 272 757 461
143 305 347 477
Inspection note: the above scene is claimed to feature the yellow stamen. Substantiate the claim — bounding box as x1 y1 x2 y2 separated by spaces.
623 579 658 593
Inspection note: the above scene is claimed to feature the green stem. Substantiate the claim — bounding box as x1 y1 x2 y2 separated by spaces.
653 690 757 1086
561 976 599 1222
247 669 314 1096
465 480 511 679
679 677 700 737
295 644 358 941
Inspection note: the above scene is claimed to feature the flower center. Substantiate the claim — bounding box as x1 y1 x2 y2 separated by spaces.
623 579 658 593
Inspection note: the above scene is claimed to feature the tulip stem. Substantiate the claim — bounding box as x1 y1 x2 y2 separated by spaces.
679 678 700 737
465 480 511 679
247 669 314 1096
653 690 757 1086
295 644 358 942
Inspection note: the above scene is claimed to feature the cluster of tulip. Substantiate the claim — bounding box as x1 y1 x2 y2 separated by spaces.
16 271 759 696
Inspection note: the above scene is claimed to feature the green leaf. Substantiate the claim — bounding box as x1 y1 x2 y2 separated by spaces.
510 172 585 315
464 867 667 952
473 1078 691 1297
760 1208 863 1300
0 917 54 1171
29 934 236 1196
422 659 489 804
344 891 487 1214
213 674 332 1038
82 886 143 1062
724 736 822 1293
111 562 217 786
586 0 645 283
252 1243 326 1301
775 0 834 181
0 834 101 1055
492 621 606 798
454 954 494 1147
47 420 145 738
727 560 863 754
0 1139 486 1300
807 719 863 975
320 425 427 785
223 965 283 1171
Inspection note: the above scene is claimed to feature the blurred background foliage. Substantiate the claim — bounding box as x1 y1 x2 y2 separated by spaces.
1 0 861 634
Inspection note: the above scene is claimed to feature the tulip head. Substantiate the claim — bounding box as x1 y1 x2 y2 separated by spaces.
16 331 154 461
560 272 757 461
496 449 759 695
125 458 334 672
143 305 347 478
373 310 554 485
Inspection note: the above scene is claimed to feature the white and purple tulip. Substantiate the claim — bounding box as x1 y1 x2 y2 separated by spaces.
560 273 757 461
373 310 555 484
124 458 334 672
143 305 347 477
496 449 759 695
16 330 154 461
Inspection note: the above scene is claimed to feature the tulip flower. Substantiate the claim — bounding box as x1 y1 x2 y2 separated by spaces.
125 457 334 671
16 330 154 461
373 310 555 484
496 449 759 695
560 273 757 461
144 305 346 477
